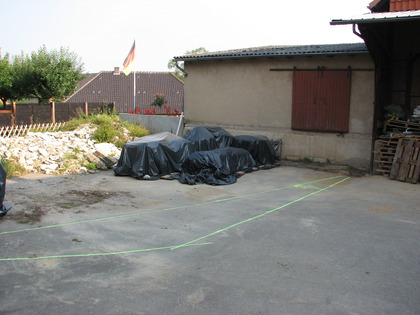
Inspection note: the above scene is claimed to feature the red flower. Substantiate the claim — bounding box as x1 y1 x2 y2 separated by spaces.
129 109 135 114
145 110 150 115
135 107 141 114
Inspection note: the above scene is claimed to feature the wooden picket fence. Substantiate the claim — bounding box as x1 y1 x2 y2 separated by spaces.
0 122 66 138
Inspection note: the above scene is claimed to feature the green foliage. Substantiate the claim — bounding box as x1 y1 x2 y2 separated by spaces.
61 113 149 147
28 46 85 103
0 52 13 107
0 157 27 178
83 161 97 170
125 123 149 138
300 156 314 163
93 125 118 143
168 47 208 81
150 93 167 107
0 46 85 105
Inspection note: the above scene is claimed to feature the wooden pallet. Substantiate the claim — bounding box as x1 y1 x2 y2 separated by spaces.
375 137 400 176
389 138 420 183
385 119 420 134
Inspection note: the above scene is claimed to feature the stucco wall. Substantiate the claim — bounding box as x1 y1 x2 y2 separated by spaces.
183 54 375 168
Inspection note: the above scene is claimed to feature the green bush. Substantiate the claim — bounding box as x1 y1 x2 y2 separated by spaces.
126 123 150 138
0 157 27 178
93 125 118 143
60 113 149 147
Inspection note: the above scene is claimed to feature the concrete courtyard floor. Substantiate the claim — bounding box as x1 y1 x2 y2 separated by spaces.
0 166 419 314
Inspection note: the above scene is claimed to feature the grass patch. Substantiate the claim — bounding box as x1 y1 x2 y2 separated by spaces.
125 123 150 138
0 157 27 178
59 112 149 147
300 156 314 163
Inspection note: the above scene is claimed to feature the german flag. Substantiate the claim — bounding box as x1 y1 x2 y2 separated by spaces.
122 41 135 75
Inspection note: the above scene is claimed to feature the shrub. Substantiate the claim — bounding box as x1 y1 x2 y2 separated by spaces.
0 157 27 178
126 123 149 138
93 125 118 143
60 113 149 146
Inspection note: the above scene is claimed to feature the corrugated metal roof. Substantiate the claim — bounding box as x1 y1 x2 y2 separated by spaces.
174 43 368 61
330 9 420 24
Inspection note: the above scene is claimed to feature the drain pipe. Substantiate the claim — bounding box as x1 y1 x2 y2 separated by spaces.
174 60 188 77
352 24 363 39
174 60 186 136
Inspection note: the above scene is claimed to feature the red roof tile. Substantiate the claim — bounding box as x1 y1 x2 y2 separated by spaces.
65 71 184 113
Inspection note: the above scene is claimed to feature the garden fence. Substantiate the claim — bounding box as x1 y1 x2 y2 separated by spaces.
0 122 66 138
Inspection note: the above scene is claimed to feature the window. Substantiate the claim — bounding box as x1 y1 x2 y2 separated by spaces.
292 70 351 133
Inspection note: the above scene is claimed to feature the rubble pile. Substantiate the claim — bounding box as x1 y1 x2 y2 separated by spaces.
0 125 121 175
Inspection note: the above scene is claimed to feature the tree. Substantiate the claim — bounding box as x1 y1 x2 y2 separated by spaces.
0 46 85 105
168 47 208 81
10 53 34 103
28 46 85 104
0 52 13 107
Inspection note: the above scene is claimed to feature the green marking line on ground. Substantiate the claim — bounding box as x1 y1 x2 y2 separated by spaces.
0 242 214 261
171 176 350 250
0 175 345 236
0 176 350 261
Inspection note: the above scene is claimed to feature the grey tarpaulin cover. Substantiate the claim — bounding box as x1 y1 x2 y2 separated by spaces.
114 132 195 180
232 135 279 168
178 147 257 185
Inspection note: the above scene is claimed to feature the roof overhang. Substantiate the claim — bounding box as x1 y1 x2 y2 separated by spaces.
173 43 368 62
330 9 420 25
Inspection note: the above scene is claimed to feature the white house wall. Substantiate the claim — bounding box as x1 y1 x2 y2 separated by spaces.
183 54 375 168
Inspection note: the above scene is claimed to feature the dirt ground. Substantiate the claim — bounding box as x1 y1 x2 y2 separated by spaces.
1 161 368 225
0 164 418 314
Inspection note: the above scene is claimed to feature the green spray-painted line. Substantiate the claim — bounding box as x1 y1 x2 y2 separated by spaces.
0 175 345 236
0 176 349 262
0 242 214 261
171 176 350 250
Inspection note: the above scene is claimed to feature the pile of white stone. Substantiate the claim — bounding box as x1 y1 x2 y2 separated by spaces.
0 125 122 175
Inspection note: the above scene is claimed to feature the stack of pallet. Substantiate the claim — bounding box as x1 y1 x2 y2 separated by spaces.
389 138 420 183
375 119 420 183
385 119 420 134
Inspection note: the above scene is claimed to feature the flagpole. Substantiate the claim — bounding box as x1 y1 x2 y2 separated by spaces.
122 40 136 111
133 71 136 110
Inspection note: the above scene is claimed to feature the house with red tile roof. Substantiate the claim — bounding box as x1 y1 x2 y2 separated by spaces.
65 70 183 114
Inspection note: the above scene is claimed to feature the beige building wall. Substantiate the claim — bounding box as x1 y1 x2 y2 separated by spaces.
183 54 375 168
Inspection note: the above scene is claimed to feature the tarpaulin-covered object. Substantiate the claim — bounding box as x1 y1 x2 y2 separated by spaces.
178 147 257 185
232 135 278 168
183 126 234 150
114 132 194 180
0 163 7 215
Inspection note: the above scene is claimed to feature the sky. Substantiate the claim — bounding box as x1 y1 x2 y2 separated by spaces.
1 0 371 73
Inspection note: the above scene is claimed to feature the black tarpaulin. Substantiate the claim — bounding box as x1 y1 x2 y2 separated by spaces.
232 135 279 168
0 163 7 215
114 127 280 185
178 147 257 185
183 126 234 150
114 132 194 180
